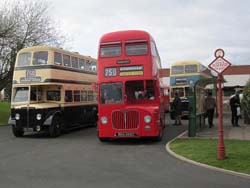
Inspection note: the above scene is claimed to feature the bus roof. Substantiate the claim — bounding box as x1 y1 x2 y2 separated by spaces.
17 46 96 61
171 60 202 66
100 30 152 43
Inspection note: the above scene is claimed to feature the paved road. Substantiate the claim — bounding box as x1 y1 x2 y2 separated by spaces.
0 121 249 188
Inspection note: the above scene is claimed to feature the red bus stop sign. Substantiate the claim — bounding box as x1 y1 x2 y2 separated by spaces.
208 49 231 74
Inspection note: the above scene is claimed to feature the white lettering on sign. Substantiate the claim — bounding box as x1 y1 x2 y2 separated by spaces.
209 57 231 74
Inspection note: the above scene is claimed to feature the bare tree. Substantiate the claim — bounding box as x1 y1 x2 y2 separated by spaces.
0 0 65 93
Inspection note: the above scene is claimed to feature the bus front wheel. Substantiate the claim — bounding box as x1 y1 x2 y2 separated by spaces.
49 116 61 137
12 125 24 137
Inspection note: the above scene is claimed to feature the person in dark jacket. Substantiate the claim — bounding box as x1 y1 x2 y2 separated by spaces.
204 92 216 128
172 92 182 125
230 94 240 126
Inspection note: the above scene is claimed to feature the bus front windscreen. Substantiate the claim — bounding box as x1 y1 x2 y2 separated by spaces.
100 83 123 104
13 87 29 102
171 88 184 98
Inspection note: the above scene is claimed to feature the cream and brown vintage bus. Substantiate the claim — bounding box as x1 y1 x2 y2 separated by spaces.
8 46 97 137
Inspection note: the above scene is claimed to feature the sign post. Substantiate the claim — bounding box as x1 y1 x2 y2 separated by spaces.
208 49 231 160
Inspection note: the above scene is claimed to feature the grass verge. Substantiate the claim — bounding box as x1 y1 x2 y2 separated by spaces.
170 138 250 174
0 102 10 125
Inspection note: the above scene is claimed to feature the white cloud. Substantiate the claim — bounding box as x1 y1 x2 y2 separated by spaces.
48 0 250 67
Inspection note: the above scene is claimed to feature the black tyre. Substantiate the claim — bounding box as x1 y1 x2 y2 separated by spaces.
12 125 24 137
98 137 110 142
49 116 61 137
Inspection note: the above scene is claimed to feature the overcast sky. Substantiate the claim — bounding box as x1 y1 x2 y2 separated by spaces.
48 0 250 68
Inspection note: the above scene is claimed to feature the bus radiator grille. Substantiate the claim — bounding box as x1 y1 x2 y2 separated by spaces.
112 110 139 129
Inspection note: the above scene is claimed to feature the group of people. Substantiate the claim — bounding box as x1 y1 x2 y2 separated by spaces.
204 91 241 128
172 91 241 127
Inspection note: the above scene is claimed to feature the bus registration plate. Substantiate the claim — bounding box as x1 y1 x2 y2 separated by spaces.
23 128 34 132
116 132 136 137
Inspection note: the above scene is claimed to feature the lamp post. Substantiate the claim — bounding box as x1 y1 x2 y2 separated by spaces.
209 49 231 160
217 74 225 160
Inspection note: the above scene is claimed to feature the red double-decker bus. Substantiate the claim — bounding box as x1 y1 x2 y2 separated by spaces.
97 30 165 141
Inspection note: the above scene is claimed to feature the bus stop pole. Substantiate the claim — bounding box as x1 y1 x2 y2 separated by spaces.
217 74 226 160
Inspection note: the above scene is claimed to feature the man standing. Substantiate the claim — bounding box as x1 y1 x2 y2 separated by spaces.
230 93 240 126
205 92 216 128
172 92 182 125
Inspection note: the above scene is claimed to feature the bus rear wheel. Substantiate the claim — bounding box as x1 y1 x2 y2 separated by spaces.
49 116 61 137
12 125 24 137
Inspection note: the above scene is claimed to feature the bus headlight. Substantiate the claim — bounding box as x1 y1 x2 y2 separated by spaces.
36 114 42 120
15 113 20 120
101 116 108 124
144 115 151 123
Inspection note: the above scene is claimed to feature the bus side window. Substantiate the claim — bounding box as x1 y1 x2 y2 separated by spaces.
81 90 87 101
30 88 37 101
65 90 73 102
73 90 80 102
88 90 93 101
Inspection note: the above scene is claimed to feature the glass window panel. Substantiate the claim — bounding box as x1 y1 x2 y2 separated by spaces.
81 90 87 101
54 52 62 65
65 90 73 102
171 66 184 74
63 54 71 67
100 83 123 104
13 87 29 102
100 45 121 57
71 57 79 68
79 59 85 70
17 53 31 66
88 90 93 101
47 90 61 101
185 65 197 73
74 90 80 102
125 43 148 56
33 51 48 65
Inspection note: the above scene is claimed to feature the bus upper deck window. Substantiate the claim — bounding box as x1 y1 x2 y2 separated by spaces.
17 53 31 66
185 65 197 73
100 44 121 57
33 51 48 65
63 54 71 67
79 59 85 70
71 57 79 69
54 52 62 65
125 42 148 56
90 61 97 72
171 66 184 74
